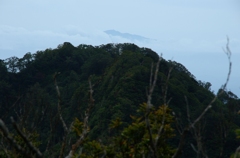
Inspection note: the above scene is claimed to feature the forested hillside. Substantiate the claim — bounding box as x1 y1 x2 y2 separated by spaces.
0 42 240 157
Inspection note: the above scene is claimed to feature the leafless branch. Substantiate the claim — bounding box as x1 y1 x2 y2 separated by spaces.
172 38 232 158
0 133 11 158
163 67 173 105
185 96 192 125
44 117 53 155
185 96 208 157
149 62 153 90
155 67 173 147
59 122 74 158
175 116 183 134
11 117 43 158
192 38 231 128
147 57 162 109
234 146 240 158
154 106 166 148
145 56 162 158
190 143 198 154
54 72 69 134
0 119 35 157
53 72 76 158
65 77 94 158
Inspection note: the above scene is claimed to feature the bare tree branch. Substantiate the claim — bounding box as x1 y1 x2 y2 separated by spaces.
44 117 54 155
11 117 43 158
234 146 240 158
53 72 76 158
147 57 162 109
185 96 192 125
192 38 231 128
155 67 173 148
0 119 34 157
144 56 163 158
172 38 232 158
54 72 69 134
163 67 173 105
65 77 94 158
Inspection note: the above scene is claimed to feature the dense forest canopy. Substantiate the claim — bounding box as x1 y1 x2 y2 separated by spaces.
0 42 240 157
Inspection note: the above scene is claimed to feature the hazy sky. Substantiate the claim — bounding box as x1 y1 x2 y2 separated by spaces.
0 0 240 96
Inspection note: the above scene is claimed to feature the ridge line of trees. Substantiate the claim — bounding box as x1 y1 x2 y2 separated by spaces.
0 41 240 157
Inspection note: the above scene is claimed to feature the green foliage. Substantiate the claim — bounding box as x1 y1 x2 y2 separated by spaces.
0 128 40 158
71 103 175 158
0 42 239 157
236 129 240 139
72 118 86 137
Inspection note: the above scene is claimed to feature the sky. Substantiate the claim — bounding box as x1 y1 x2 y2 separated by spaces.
0 0 240 97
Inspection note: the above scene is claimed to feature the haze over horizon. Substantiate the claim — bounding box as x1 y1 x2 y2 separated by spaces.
0 0 240 96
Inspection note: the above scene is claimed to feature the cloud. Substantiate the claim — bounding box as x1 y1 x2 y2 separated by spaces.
0 24 239 97
62 25 89 37
1 24 239 60
104 30 153 42
0 25 112 59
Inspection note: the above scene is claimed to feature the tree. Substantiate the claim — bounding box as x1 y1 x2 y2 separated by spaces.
5 56 19 73
0 40 237 157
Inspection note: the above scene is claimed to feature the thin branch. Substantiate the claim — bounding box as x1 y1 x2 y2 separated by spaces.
163 67 173 105
149 62 153 89
190 143 198 154
192 38 231 127
53 72 69 133
155 67 173 147
145 56 162 158
172 38 232 158
0 131 11 158
175 116 183 134
145 115 156 157
11 117 43 158
185 96 207 158
0 119 32 157
44 117 53 155
185 96 192 126
65 77 94 158
147 57 162 109
53 72 72 158
234 146 240 158
154 106 166 147
191 106 211 128
59 122 74 158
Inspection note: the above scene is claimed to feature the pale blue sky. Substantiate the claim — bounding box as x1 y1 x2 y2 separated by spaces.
0 0 240 96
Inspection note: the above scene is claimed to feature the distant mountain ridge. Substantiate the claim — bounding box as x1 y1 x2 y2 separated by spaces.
104 29 153 42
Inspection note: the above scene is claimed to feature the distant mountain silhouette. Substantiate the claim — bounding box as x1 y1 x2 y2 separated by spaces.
104 29 151 42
